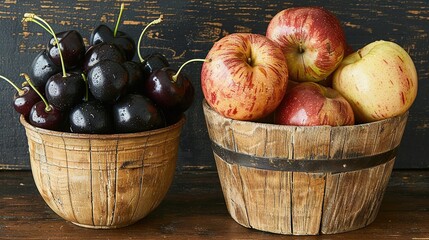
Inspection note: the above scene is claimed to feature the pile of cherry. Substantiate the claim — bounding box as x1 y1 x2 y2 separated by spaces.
2 5 200 134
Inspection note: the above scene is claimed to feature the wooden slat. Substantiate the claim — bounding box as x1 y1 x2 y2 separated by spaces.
204 101 409 235
19 115 185 229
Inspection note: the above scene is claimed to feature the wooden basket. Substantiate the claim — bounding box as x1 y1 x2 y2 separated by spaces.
203 100 408 235
20 115 185 229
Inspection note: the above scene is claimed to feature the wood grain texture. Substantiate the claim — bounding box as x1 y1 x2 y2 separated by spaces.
0 0 427 169
0 170 428 239
203 100 408 235
20 114 185 229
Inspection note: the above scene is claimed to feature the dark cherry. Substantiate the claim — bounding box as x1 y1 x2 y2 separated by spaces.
69 100 113 134
113 31 136 61
87 60 128 103
141 52 170 78
29 50 61 88
90 24 135 61
29 101 63 130
90 24 113 45
18 73 63 130
112 94 165 133
0 74 40 117
47 30 86 69
45 72 85 111
122 61 145 92
83 42 127 73
13 86 40 117
144 67 194 113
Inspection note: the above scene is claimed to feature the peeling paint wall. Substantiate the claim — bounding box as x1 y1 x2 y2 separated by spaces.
0 0 428 169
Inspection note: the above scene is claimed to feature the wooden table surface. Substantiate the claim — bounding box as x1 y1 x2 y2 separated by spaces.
1 170 428 239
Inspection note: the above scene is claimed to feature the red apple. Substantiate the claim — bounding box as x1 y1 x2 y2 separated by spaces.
274 82 355 126
310 44 355 88
266 7 347 82
201 33 288 121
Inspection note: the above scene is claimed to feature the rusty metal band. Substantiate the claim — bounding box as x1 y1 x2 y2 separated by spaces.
211 141 398 173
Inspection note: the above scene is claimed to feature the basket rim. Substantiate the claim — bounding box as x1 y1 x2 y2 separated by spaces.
202 99 408 129
20 114 186 139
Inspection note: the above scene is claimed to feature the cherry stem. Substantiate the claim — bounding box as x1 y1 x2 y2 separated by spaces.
172 59 208 82
23 13 67 78
113 3 125 37
22 19 54 37
82 73 89 102
20 73 52 112
0 75 25 96
137 15 163 62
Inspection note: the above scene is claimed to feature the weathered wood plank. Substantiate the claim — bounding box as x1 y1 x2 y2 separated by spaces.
0 0 427 170
203 100 409 235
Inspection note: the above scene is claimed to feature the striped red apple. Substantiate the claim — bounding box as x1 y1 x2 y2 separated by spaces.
266 7 347 83
274 82 355 126
201 33 288 121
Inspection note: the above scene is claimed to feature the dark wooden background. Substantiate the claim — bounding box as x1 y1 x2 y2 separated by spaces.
0 0 427 170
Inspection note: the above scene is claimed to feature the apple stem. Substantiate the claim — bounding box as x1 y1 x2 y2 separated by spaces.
82 73 89 102
137 15 163 62
298 43 305 53
172 58 208 82
23 13 67 78
20 73 52 112
0 75 25 96
113 3 125 38
357 49 363 58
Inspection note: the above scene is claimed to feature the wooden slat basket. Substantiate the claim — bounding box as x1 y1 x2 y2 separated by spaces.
20 115 185 229
203 100 408 235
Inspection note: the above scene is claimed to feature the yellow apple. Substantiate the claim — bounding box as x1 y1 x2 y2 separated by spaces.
332 40 418 123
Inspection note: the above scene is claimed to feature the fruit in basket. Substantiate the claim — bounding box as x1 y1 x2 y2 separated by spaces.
90 24 135 61
17 7 193 132
45 72 85 111
266 7 346 82
29 101 63 130
69 100 113 134
332 40 418 122
28 50 61 88
47 30 86 69
144 67 193 112
83 42 127 72
13 85 40 117
0 74 40 117
24 13 87 113
20 73 63 130
87 60 129 103
274 82 354 126
141 52 170 78
89 3 136 60
144 59 204 113
112 94 165 133
123 61 146 91
201 33 288 120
